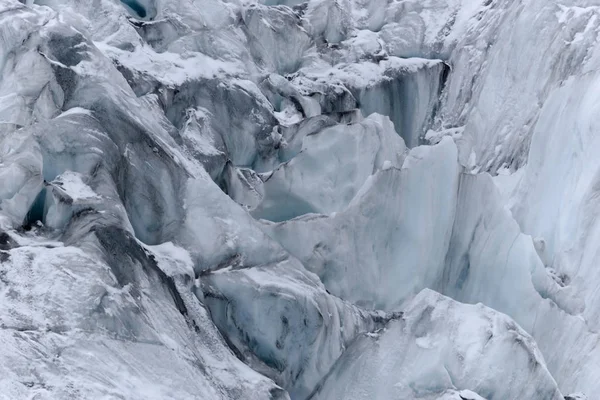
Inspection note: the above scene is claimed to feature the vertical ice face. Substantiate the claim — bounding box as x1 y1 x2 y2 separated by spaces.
348 60 449 148
503 65 600 393
421 0 600 174
200 259 401 399
249 114 406 221
291 58 449 147
261 137 460 310
120 0 157 19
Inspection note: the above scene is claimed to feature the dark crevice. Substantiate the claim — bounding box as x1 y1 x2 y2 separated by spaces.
23 187 47 230
120 0 157 20
121 0 147 18
93 226 198 334
0 231 17 251
427 61 452 135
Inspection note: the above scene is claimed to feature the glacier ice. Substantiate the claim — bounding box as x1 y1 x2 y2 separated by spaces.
290 57 448 147
200 258 401 399
251 113 406 221
0 227 286 399
261 137 460 309
309 290 563 400
2 0 600 398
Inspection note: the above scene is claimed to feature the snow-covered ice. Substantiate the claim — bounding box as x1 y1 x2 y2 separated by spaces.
1 0 600 398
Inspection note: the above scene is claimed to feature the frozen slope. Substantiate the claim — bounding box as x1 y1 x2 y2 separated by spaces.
262 134 600 394
1 0 600 399
309 289 563 400
261 137 461 310
0 230 286 400
0 2 287 398
200 259 401 399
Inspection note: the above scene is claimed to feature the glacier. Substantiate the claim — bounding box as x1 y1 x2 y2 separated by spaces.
309 289 563 400
1 0 600 399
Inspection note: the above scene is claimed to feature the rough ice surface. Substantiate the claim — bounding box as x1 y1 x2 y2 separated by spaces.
262 137 460 309
309 289 563 400
201 258 401 399
1 0 600 398
251 114 406 221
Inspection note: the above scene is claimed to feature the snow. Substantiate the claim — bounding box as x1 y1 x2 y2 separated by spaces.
300 57 443 90
146 241 195 277
0 238 271 399
1 0 600 398
56 107 93 118
53 171 99 200
94 41 245 86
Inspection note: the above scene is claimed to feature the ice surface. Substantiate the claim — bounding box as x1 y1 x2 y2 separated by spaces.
0 227 286 400
309 289 563 400
261 137 460 309
292 57 448 147
201 258 401 399
1 0 600 398
251 114 406 220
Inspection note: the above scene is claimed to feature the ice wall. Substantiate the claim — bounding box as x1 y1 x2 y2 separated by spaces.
1 0 599 398
121 0 148 18
309 289 564 400
261 137 459 310
293 58 448 148
201 259 401 399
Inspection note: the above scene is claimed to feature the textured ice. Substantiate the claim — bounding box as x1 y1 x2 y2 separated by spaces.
1 0 600 398
0 229 285 400
251 114 406 220
291 57 448 147
309 289 563 400
262 137 460 309
201 258 401 399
